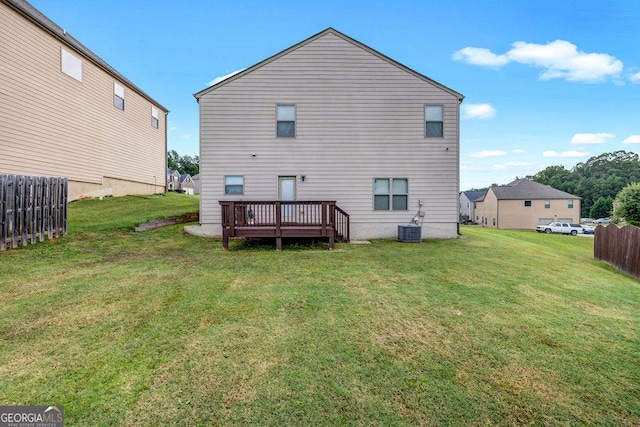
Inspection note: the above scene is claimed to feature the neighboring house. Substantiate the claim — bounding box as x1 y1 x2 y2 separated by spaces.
167 169 194 194
459 190 486 223
474 179 581 229
179 174 194 195
167 169 181 191
191 174 200 195
0 0 168 200
193 27 464 240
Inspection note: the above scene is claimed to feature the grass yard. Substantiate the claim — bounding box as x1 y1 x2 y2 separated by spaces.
1 193 638 426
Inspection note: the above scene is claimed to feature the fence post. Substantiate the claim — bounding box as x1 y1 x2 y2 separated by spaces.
0 175 6 251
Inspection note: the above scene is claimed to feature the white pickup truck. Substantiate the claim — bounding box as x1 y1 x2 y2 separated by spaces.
535 222 582 235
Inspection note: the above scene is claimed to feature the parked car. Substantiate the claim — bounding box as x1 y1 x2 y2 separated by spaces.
580 218 595 223
593 218 611 224
571 223 594 234
535 222 582 235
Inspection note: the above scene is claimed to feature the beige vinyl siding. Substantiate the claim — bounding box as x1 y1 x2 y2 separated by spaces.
475 192 581 230
199 31 460 239
497 199 580 229
0 2 165 198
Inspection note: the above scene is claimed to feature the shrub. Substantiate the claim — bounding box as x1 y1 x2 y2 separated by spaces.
614 182 640 226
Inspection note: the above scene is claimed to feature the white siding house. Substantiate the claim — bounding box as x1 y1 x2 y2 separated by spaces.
459 190 486 223
193 28 463 240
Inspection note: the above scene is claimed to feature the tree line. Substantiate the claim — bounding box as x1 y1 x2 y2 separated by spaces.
528 150 640 218
168 150 199 176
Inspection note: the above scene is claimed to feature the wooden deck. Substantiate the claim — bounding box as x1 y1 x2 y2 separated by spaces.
219 201 349 250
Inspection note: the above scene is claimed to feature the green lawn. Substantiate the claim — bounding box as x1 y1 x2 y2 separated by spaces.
1 193 638 426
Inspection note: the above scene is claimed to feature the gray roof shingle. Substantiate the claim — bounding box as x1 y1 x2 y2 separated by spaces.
491 179 580 200
462 190 486 202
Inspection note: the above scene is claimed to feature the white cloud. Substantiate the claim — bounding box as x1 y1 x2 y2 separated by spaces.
570 132 615 144
453 40 623 83
491 161 530 171
180 133 193 140
623 135 640 144
543 150 590 158
462 103 496 120
168 126 178 132
470 150 507 158
460 164 484 172
629 71 640 83
452 47 509 68
513 149 526 154
208 68 246 86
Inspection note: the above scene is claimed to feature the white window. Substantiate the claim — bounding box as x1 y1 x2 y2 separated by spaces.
568 200 574 208
114 82 125 110
151 106 159 129
224 175 244 195
545 200 551 208
425 105 443 137
374 178 408 211
276 104 296 137
61 47 82 82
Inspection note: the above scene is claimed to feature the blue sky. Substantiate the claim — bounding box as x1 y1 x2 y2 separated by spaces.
30 0 640 190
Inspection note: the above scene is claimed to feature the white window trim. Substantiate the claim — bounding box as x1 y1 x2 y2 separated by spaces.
114 82 125 110
425 104 444 138
224 175 244 195
61 47 82 82
151 106 159 128
373 177 408 211
276 104 296 138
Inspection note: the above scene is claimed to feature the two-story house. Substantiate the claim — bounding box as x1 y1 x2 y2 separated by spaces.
192 28 463 242
474 179 581 229
0 0 168 200
167 169 181 191
179 174 195 195
459 190 486 223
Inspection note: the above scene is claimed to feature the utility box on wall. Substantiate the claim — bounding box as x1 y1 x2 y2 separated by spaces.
398 224 422 243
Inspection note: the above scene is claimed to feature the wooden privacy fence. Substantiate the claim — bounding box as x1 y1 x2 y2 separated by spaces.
594 224 640 279
1 174 68 250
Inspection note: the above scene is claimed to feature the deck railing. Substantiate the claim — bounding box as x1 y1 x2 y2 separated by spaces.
219 200 349 249
334 205 350 242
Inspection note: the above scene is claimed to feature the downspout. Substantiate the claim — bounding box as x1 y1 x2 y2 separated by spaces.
164 110 169 195
457 96 463 236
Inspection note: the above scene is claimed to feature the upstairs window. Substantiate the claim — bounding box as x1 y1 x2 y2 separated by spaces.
276 104 296 137
61 47 82 82
374 178 408 210
151 106 159 128
224 175 244 195
425 105 443 137
545 200 551 208
568 200 574 208
524 200 532 207
114 82 125 110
